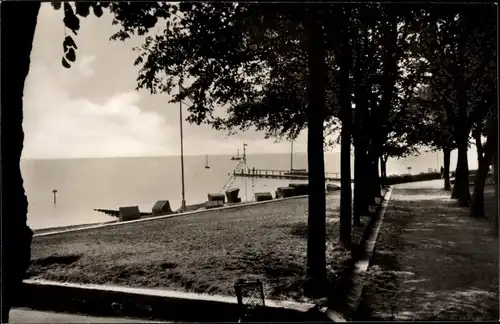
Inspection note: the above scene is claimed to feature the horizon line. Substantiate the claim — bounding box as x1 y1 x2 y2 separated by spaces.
20 151 345 161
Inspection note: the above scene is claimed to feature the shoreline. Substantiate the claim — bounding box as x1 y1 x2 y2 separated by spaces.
30 197 290 235
30 171 453 234
32 220 118 235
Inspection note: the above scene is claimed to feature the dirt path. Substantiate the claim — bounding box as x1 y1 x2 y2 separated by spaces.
357 180 499 321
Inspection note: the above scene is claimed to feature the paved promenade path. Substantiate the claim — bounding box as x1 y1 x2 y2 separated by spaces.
9 308 169 323
357 180 498 321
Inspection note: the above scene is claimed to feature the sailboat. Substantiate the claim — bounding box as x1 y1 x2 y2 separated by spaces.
231 149 242 161
205 155 210 169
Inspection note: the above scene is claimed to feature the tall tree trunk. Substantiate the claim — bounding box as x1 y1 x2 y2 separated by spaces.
377 8 397 197
493 142 499 237
379 157 383 183
443 148 451 190
470 119 497 217
374 157 382 197
353 119 370 219
353 145 369 224
452 141 471 206
352 29 363 227
469 148 493 217
352 26 370 223
368 153 383 201
451 158 460 197
367 11 396 203
451 18 471 207
353 103 368 224
1 2 41 322
367 92 382 204
380 155 388 187
304 6 327 282
338 6 352 248
474 127 483 165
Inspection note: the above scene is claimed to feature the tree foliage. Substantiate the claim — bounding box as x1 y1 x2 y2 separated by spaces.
49 0 498 280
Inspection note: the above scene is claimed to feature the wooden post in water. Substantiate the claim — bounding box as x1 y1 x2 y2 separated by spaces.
52 189 57 205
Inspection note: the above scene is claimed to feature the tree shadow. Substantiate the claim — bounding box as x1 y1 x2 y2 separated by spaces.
26 253 83 278
353 202 415 320
354 187 499 320
31 253 82 266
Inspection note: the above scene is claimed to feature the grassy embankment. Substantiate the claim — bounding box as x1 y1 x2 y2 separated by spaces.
28 192 373 303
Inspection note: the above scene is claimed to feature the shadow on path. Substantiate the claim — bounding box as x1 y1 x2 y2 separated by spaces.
355 184 499 321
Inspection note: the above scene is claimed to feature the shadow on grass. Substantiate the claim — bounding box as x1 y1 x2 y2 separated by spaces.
354 201 416 320
289 221 340 239
228 217 369 303
31 253 83 266
27 253 83 278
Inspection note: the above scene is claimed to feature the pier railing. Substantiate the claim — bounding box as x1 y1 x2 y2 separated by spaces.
233 168 340 180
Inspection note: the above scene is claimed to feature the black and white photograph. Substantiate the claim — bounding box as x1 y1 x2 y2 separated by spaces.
1 1 498 322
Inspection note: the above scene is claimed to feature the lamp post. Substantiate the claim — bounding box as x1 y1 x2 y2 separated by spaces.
179 84 187 213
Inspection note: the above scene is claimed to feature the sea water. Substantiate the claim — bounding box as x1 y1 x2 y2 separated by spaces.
20 151 467 229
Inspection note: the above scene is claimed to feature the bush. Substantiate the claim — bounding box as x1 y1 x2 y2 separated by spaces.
384 172 442 185
384 169 480 186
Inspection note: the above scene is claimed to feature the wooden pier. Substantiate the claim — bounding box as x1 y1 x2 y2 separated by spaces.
233 168 343 181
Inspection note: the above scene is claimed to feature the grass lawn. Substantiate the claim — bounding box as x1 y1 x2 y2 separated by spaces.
28 193 369 304
356 185 499 321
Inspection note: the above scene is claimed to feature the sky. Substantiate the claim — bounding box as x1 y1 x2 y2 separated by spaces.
22 3 315 159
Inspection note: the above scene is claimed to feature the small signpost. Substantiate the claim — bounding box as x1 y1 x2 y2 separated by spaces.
52 189 58 205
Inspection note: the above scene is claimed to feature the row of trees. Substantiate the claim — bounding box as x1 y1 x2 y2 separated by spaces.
2 2 496 320
411 6 497 214
101 2 495 282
